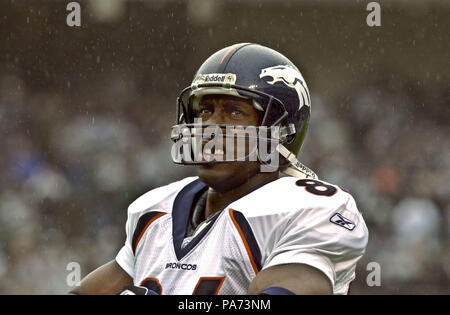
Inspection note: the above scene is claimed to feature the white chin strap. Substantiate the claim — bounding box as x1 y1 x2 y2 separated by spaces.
277 144 318 179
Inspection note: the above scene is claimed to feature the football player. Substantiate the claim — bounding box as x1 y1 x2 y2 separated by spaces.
69 43 368 295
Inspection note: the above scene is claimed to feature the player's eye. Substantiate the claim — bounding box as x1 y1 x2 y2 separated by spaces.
228 105 246 119
194 105 213 118
200 108 212 115
231 109 243 116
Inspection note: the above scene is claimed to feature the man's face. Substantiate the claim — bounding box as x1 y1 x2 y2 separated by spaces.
193 94 263 192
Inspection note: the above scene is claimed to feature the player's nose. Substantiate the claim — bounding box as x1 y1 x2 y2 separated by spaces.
206 107 226 125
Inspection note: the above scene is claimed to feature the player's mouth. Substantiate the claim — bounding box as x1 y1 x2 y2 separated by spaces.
202 147 225 161
200 139 225 162
198 130 259 163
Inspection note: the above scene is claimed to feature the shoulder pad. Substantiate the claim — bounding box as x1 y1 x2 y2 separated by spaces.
232 176 357 218
128 176 198 215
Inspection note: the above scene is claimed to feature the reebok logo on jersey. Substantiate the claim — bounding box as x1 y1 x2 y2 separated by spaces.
330 213 356 231
165 262 197 271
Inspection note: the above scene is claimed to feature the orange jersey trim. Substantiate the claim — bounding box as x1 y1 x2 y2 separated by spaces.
133 212 167 253
228 208 259 274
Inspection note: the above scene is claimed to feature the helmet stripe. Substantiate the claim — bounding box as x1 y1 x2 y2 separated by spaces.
219 44 239 64
219 43 249 64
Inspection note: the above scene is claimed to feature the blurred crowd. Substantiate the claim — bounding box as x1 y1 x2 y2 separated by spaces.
0 0 449 294
305 75 450 293
0 71 194 293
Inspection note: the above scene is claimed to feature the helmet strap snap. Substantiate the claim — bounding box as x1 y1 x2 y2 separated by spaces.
277 144 317 179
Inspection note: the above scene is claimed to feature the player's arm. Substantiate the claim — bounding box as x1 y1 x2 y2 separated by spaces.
68 259 133 295
247 263 332 295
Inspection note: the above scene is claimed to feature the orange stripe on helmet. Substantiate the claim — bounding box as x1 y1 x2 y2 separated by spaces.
219 44 245 64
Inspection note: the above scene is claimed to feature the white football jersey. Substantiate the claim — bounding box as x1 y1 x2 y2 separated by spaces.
115 176 368 295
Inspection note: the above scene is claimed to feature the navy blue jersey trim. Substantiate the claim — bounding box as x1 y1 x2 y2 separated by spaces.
171 177 276 261
132 211 166 254
172 179 210 260
229 209 262 272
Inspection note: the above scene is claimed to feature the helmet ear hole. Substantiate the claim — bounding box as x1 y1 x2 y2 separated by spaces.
285 134 296 145
285 118 309 156
260 98 288 127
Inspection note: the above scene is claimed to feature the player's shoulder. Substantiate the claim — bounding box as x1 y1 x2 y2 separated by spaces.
235 175 360 218
236 176 368 249
127 176 198 215
278 175 355 201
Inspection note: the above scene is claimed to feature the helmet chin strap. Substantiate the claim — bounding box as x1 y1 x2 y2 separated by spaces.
276 144 318 179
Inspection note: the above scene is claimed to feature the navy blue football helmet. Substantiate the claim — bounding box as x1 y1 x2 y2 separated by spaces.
171 43 316 179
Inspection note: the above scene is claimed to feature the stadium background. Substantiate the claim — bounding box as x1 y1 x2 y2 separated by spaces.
0 0 448 294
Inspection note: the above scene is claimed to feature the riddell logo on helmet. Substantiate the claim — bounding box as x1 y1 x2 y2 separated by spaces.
204 75 224 82
192 73 237 86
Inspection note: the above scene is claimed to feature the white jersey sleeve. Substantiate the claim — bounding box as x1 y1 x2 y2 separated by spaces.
239 177 369 294
115 177 198 278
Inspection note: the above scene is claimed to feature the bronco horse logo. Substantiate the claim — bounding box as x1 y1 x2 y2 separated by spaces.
259 65 311 110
